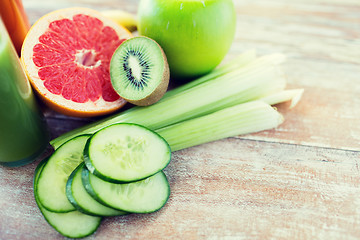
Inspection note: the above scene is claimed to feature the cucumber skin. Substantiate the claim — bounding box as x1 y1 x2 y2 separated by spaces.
81 166 114 210
34 159 102 239
66 163 128 217
65 163 100 217
81 166 171 214
83 123 171 184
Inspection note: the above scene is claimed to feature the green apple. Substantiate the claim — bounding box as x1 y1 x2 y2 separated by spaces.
138 0 236 80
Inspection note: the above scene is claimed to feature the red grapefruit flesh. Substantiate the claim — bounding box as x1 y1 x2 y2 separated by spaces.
21 8 133 117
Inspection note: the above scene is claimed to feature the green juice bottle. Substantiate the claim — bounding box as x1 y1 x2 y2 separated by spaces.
0 19 49 167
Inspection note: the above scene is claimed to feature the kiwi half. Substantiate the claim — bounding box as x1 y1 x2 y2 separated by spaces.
110 36 170 106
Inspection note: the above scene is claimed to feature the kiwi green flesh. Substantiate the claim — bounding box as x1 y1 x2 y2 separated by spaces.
110 37 169 106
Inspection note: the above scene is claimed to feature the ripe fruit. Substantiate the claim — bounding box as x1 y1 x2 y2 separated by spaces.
110 37 169 106
21 8 133 117
101 10 138 32
138 0 236 80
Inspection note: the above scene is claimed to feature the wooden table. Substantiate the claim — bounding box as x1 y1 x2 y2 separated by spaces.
1 0 360 239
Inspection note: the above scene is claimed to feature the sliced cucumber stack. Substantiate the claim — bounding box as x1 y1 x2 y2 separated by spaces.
84 123 171 183
66 163 128 217
34 159 102 239
33 123 171 238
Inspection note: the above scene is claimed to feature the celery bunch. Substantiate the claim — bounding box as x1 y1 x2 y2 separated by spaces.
156 101 283 151
51 50 303 150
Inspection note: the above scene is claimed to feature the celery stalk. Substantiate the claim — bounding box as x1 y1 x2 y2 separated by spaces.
51 53 287 149
261 89 304 108
164 49 257 98
165 52 285 99
156 101 284 151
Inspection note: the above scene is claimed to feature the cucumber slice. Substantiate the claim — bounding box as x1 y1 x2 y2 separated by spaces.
84 123 171 183
82 167 170 213
66 163 128 216
34 159 101 239
36 135 90 212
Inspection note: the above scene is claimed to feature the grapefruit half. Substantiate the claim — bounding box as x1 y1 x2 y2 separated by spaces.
21 8 133 117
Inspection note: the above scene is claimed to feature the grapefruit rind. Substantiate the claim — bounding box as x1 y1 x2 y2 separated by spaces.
21 8 133 117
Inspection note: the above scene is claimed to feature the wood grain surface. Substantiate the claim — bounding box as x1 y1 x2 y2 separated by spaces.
1 0 360 239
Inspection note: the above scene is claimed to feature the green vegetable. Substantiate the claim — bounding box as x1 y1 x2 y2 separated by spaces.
261 89 304 108
84 123 171 183
163 49 257 98
82 167 170 213
156 101 283 151
51 52 293 149
66 163 128 216
36 135 90 213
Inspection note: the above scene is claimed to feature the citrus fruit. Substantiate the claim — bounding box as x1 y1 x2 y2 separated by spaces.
21 8 133 117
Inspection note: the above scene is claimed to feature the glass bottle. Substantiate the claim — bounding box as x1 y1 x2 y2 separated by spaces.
0 18 50 167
